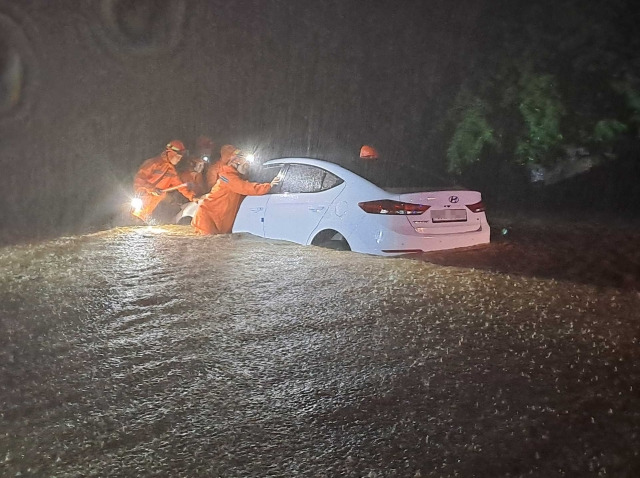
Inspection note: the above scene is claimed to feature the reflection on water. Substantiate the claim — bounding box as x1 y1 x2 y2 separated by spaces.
1 226 640 477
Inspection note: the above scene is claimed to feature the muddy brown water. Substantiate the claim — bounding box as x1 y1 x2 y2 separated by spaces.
1 226 640 477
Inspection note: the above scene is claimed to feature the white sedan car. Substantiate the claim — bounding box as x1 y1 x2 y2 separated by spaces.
177 158 490 256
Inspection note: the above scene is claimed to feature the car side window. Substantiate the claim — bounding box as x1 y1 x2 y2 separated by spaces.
280 164 343 194
321 171 343 190
252 165 281 184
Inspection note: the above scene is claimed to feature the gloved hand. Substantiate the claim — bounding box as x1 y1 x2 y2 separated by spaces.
149 188 163 196
270 176 282 187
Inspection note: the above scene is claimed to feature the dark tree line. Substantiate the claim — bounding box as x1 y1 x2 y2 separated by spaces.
442 0 640 175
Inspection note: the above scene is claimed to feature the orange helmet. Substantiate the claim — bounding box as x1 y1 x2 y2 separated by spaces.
166 139 187 155
360 145 378 160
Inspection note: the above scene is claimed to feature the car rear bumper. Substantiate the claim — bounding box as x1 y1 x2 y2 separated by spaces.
350 222 491 256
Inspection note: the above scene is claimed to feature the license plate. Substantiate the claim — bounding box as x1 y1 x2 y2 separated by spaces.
431 209 467 222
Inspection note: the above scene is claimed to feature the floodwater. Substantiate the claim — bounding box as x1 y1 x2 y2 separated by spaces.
1 226 640 477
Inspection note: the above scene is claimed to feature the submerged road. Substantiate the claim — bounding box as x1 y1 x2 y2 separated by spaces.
1 226 640 477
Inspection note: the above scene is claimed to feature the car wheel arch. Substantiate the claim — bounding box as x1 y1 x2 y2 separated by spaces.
310 229 351 251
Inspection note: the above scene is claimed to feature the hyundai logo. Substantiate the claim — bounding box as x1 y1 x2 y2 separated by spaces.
449 195 459 203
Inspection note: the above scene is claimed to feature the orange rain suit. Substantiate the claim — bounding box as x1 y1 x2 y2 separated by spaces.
205 144 237 190
133 153 196 221
192 164 272 235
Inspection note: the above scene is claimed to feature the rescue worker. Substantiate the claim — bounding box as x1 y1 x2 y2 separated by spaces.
357 144 380 184
133 140 197 222
178 156 208 198
177 136 214 198
192 150 281 235
195 135 215 163
205 144 238 190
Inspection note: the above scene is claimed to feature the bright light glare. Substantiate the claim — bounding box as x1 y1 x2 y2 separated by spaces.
131 197 143 214
202 155 210 162
246 153 255 163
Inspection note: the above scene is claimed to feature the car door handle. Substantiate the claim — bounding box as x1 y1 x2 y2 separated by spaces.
308 206 326 212
250 207 264 213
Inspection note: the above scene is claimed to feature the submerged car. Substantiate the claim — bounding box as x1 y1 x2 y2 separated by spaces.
176 158 490 256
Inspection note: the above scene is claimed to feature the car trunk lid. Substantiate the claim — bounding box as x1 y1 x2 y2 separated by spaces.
395 190 484 234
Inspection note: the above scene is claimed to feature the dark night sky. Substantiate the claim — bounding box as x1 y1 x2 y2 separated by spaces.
1 0 637 236
1 0 485 234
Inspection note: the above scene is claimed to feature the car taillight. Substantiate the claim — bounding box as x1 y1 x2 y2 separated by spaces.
358 200 430 215
466 200 486 213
